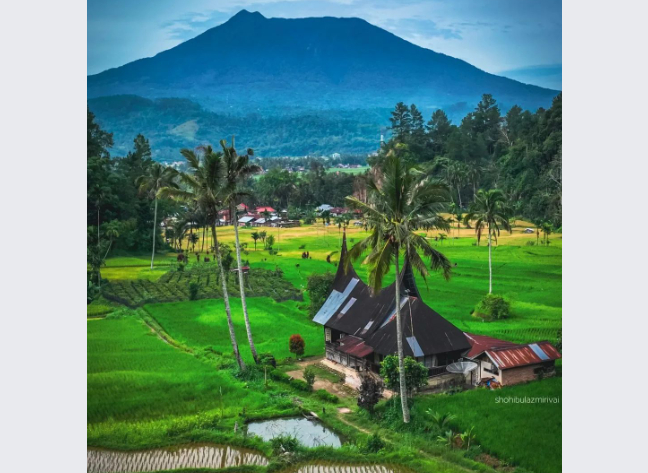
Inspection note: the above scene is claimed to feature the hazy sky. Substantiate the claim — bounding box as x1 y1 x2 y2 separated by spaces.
88 0 562 89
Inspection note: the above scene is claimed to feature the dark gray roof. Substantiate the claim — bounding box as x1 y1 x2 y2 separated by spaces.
312 230 470 357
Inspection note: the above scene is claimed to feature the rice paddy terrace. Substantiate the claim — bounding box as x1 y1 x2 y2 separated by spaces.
88 222 562 473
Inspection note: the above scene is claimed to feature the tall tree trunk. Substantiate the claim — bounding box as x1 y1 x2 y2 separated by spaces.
394 250 411 423
97 206 101 288
233 218 259 363
150 197 158 270
488 227 493 294
212 223 245 370
201 226 205 252
457 186 462 208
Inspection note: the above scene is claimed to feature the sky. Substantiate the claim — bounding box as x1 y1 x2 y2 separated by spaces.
88 0 562 90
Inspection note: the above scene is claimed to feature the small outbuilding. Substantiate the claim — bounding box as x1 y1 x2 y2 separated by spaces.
464 333 561 386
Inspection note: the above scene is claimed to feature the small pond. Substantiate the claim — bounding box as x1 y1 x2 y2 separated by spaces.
247 417 342 448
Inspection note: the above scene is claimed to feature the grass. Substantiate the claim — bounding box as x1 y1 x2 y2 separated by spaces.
92 222 562 471
413 378 562 473
143 298 323 363
87 315 284 424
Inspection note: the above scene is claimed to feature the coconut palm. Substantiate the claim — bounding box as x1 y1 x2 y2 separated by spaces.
103 220 121 259
136 163 178 269
463 189 511 294
160 146 246 370
251 231 260 251
220 139 262 364
345 153 452 423
541 221 553 245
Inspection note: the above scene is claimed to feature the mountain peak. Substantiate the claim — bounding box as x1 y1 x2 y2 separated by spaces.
228 10 266 23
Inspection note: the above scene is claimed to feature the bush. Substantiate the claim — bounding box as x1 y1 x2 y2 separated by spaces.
188 282 200 300
289 334 305 358
362 433 386 453
270 434 301 455
473 294 511 320
259 352 277 368
289 378 311 392
303 365 316 389
268 369 291 383
315 389 339 404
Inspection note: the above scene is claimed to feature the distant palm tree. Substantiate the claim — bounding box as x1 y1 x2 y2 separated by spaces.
345 153 452 424
259 230 267 246
136 163 178 269
188 232 199 252
220 139 262 364
160 146 246 370
261 209 271 222
464 189 511 294
103 220 121 259
438 233 447 245
251 231 260 251
541 221 553 245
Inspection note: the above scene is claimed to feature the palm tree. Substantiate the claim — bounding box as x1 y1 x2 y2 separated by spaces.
345 153 452 423
463 189 511 294
251 231 260 251
103 220 121 260
220 139 262 364
261 209 271 222
541 221 553 245
136 163 178 269
259 230 267 246
160 146 246 370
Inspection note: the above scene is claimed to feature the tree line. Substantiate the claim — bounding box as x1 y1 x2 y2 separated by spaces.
373 93 562 226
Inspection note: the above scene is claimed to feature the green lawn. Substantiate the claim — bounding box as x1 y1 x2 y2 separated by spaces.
144 297 323 363
413 378 562 473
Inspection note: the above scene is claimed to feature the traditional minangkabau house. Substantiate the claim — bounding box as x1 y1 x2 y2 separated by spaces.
463 333 561 386
313 232 471 377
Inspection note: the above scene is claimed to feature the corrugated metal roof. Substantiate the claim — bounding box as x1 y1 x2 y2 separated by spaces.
338 335 374 358
238 216 254 223
406 336 424 357
486 342 561 369
312 278 359 325
464 333 519 358
529 343 550 360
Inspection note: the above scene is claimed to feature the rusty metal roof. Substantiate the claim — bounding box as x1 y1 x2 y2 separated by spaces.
464 333 519 358
465 333 561 369
337 335 374 358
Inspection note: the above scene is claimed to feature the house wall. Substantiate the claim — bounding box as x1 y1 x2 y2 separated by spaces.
502 361 556 386
476 357 503 384
502 365 538 385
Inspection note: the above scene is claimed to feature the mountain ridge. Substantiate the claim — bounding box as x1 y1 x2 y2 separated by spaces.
88 10 558 112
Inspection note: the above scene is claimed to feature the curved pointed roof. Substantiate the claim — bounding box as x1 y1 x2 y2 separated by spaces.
313 229 470 356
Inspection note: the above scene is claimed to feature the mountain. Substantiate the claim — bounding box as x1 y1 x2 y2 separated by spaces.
88 10 560 159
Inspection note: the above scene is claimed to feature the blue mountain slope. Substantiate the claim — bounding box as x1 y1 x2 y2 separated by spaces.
88 10 558 113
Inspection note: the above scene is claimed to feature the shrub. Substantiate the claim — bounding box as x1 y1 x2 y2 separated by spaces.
473 294 511 320
270 434 300 455
259 352 277 368
362 433 386 453
380 355 428 396
315 389 339 404
289 334 305 358
303 365 316 389
268 369 291 383
357 372 384 413
188 282 200 300
289 378 311 392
